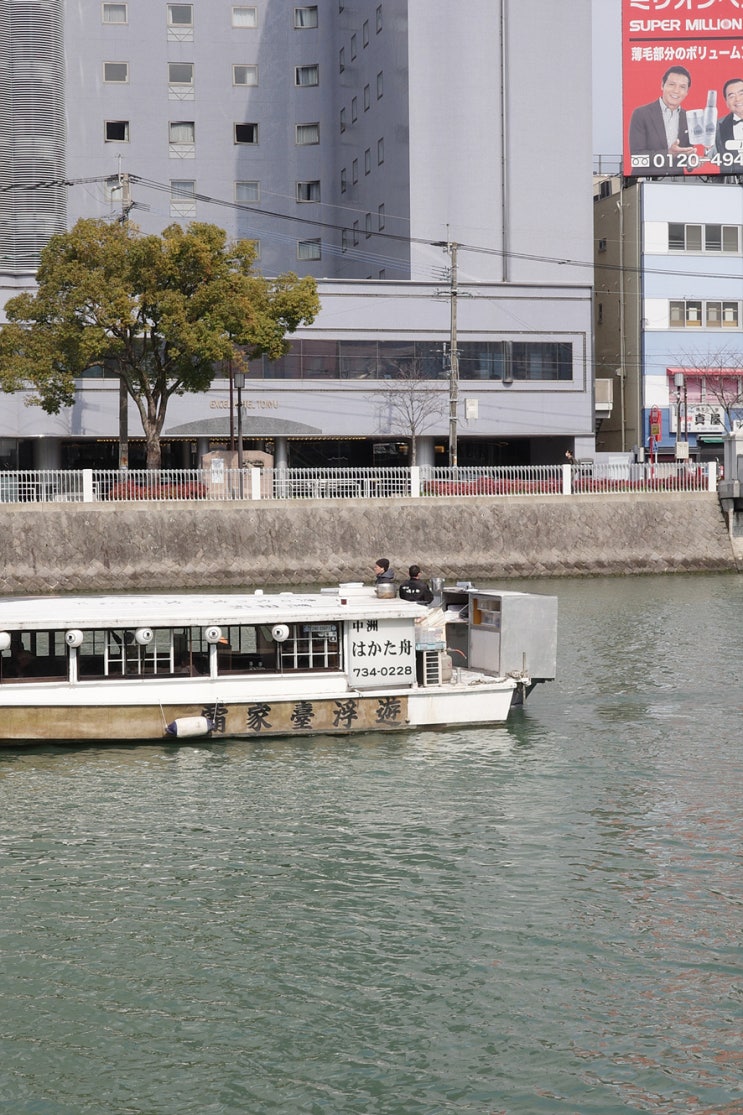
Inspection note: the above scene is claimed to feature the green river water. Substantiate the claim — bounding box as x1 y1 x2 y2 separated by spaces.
0 574 741 1115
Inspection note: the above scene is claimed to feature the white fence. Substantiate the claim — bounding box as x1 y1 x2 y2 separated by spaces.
0 462 718 505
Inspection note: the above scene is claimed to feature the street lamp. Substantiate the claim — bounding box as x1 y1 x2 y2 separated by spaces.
234 370 245 494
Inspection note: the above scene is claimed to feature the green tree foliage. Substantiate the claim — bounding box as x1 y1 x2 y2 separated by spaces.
0 219 320 467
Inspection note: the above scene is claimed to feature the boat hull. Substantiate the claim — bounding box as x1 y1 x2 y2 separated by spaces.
0 682 517 744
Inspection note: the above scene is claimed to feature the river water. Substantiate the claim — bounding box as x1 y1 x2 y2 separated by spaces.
1 574 741 1115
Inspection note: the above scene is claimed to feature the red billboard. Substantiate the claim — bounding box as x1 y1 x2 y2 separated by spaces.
623 0 743 177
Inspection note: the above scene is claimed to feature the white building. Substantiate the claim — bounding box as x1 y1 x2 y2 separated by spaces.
1 0 597 471
594 177 743 466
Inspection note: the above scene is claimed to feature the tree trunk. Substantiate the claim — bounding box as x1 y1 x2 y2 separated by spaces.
145 428 162 469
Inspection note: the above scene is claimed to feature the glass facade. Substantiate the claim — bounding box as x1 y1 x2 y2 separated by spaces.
240 340 573 381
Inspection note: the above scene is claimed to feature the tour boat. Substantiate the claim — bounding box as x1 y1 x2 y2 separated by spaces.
0 582 557 745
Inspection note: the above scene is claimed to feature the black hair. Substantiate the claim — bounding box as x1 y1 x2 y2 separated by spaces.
375 558 389 571
408 564 421 578
661 66 691 88
723 77 743 99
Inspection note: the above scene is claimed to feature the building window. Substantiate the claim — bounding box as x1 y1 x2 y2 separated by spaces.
168 62 194 85
339 48 345 73
340 168 347 193
233 64 258 86
296 180 320 202
364 84 370 111
236 180 260 203
294 6 318 28
669 298 740 328
376 4 383 32
102 3 127 24
297 239 321 260
352 158 358 184
296 122 320 145
376 71 383 99
169 120 195 143
351 97 358 123
364 148 371 175
232 6 258 27
170 179 196 217
105 120 129 141
350 33 357 59
378 203 385 230
377 137 384 164
340 108 346 133
598 237 607 252
295 64 319 86
235 123 258 144
341 229 348 252
365 213 372 238
362 19 369 46
103 62 128 82
353 221 359 245
668 222 740 253
167 4 192 26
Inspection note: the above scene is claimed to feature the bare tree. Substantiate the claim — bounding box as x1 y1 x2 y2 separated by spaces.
371 360 447 465
675 345 743 434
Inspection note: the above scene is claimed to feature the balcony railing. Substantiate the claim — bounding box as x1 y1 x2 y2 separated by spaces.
0 462 718 504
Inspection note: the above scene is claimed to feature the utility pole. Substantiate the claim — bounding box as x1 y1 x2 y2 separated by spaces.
117 158 130 469
445 241 459 468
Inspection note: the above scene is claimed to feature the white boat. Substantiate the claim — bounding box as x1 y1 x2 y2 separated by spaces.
0 582 557 745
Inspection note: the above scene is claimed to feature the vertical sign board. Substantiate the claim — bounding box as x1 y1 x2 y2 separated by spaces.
623 0 743 178
348 618 416 690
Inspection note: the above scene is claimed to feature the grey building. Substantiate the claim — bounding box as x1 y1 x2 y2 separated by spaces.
0 0 597 470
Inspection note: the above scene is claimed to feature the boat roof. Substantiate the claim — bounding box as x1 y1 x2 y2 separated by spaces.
0 585 430 633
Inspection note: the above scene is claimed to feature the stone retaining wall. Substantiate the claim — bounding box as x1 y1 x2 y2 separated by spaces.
0 493 735 595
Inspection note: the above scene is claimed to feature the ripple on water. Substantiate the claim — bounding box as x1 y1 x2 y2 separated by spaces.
1 575 743 1114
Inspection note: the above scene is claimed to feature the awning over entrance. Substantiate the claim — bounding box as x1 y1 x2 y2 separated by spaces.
164 416 322 437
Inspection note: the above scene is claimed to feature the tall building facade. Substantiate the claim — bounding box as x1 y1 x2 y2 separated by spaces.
0 0 596 471
594 177 743 466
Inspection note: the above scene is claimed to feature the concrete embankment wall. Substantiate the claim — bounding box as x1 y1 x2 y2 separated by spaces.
0 493 735 595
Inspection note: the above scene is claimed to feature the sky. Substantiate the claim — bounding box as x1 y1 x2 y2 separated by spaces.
592 0 623 154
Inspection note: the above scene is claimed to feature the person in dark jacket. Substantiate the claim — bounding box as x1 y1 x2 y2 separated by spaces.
398 564 433 605
629 65 694 175
374 557 395 584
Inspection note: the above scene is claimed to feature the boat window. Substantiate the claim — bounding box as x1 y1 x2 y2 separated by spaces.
213 624 277 674
277 623 341 672
0 631 68 683
77 627 201 678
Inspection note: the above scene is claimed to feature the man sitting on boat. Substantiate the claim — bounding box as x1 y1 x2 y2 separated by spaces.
374 558 395 584
398 565 434 605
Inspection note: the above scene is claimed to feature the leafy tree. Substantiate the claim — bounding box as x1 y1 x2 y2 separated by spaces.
0 219 320 467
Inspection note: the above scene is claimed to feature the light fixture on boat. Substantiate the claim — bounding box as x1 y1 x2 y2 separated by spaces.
205 626 223 644
65 630 84 648
271 624 290 643
134 628 153 645
0 632 10 652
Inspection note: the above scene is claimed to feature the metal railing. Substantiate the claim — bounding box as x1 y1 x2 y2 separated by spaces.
0 462 718 504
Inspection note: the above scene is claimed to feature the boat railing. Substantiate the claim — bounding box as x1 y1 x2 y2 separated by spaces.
0 462 718 504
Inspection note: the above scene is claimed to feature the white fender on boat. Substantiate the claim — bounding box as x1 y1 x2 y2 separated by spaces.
271 623 290 643
0 632 11 652
65 629 84 648
134 627 153 645
165 715 215 738
205 626 222 644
